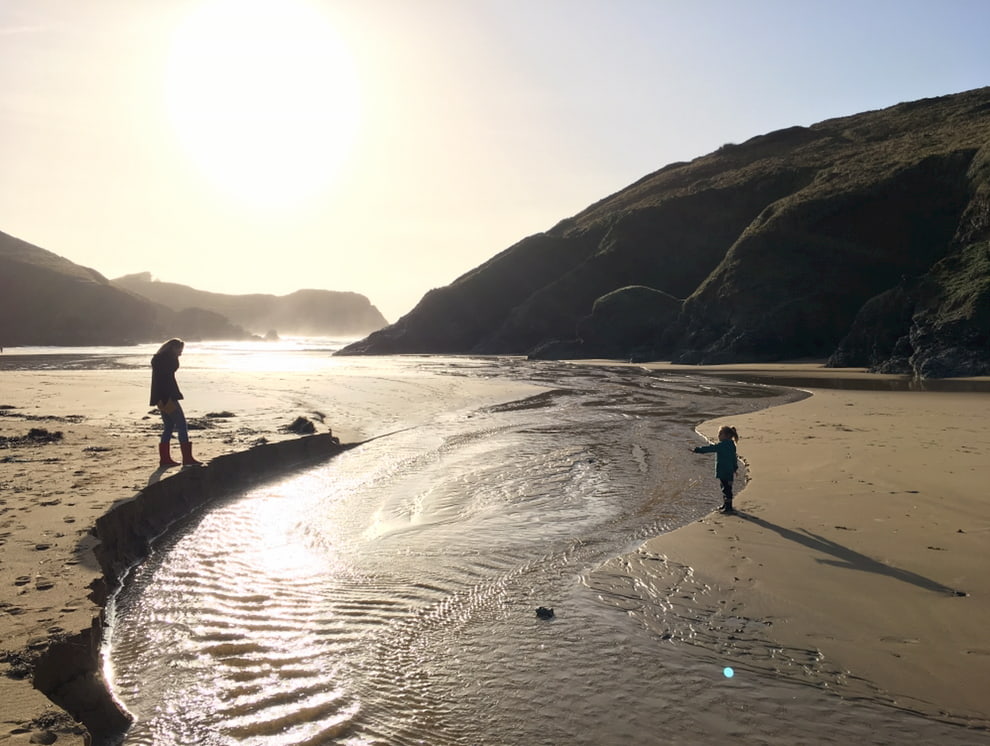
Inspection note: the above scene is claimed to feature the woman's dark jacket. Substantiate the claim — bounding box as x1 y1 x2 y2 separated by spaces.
150 352 183 406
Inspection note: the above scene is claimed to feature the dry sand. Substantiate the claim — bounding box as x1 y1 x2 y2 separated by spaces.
1 361 988 743
633 363 990 728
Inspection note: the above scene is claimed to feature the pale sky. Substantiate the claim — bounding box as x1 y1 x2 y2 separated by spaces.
1 0 988 323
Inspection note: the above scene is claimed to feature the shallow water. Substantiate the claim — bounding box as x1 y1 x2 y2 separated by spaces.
102 355 986 745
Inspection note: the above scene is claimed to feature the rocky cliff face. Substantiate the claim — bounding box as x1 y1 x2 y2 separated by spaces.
339 87 990 378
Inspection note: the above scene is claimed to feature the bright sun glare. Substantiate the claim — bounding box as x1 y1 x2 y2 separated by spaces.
165 0 360 209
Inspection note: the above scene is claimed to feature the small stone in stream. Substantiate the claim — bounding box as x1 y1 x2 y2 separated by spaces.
535 606 555 619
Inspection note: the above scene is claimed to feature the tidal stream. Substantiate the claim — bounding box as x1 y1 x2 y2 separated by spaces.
104 358 979 745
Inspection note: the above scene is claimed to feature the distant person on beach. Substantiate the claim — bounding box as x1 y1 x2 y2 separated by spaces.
150 338 202 468
692 425 739 514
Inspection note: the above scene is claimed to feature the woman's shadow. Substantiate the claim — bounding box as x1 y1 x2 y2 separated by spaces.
736 512 964 596
147 464 183 486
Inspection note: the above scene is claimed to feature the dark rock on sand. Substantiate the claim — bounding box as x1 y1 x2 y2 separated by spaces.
284 416 317 435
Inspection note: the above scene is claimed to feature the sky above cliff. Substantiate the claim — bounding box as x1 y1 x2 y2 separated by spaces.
1 0 988 324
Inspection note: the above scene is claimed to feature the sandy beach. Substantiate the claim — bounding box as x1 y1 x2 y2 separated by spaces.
1 359 989 743
635 363 990 729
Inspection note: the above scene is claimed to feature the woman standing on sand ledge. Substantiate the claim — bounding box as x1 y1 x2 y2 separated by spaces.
150 338 202 467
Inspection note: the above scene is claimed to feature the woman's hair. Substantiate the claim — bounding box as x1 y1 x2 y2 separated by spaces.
718 425 739 442
157 338 185 356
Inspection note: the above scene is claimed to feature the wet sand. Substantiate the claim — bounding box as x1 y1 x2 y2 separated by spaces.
1 359 989 742
0 357 541 744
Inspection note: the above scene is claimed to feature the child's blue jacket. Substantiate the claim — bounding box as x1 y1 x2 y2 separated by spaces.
694 440 738 480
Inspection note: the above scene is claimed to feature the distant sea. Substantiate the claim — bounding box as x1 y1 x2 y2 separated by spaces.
9 341 970 745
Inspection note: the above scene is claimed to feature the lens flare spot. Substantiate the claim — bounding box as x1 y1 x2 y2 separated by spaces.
723 666 735 678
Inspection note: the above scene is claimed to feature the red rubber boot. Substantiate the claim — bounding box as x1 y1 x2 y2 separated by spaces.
158 442 179 467
180 441 203 467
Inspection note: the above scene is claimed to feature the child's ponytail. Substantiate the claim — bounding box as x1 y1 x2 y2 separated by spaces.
719 425 740 442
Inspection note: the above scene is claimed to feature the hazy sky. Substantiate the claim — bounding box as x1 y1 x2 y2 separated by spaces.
1 0 988 323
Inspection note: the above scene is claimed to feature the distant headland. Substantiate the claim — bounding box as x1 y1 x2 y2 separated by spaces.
0 234 387 345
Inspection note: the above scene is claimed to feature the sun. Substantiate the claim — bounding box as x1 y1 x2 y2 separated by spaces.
165 0 360 209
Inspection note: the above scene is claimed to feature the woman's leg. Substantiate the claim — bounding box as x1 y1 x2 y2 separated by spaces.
158 409 181 466
173 402 190 443
160 410 176 444
173 403 202 465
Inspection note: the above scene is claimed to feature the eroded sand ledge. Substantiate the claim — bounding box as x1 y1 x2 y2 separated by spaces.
1 359 534 745
13 434 349 746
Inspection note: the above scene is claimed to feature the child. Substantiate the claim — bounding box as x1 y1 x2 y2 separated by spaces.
692 425 740 514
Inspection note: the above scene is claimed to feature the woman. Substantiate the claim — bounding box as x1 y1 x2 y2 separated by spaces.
150 338 202 467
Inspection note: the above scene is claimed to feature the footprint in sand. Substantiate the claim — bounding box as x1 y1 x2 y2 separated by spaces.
35 577 55 590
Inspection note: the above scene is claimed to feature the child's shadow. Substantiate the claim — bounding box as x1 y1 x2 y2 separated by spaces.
737 513 961 595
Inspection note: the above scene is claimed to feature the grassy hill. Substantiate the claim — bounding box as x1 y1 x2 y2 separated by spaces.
339 87 990 378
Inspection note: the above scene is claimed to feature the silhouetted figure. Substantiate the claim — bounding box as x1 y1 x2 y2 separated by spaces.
150 338 202 467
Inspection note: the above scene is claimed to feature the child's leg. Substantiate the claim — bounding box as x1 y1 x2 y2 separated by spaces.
719 479 734 512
